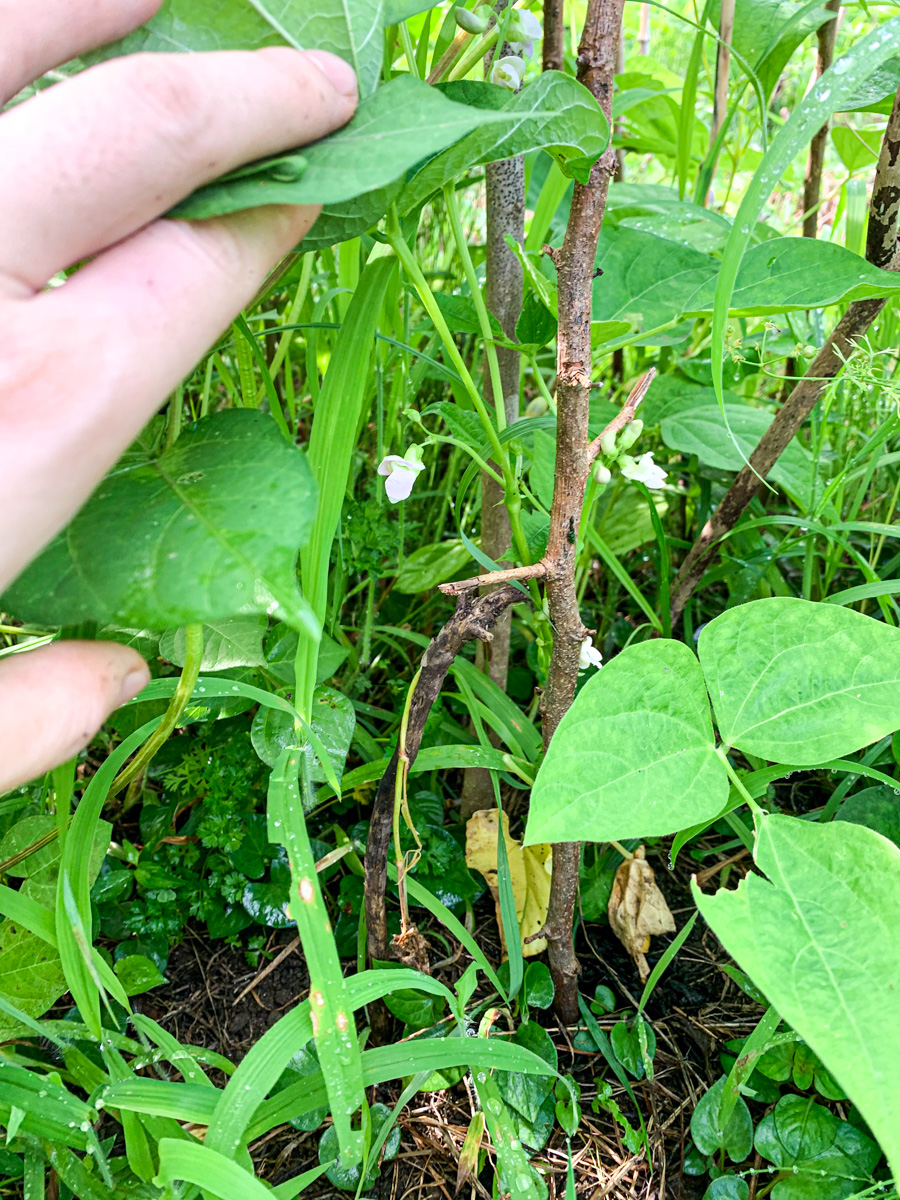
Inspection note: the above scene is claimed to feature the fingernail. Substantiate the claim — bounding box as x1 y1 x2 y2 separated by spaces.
305 50 358 98
116 665 150 708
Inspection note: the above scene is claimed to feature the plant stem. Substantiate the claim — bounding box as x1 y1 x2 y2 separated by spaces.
539 0 624 1025
109 625 204 799
715 745 763 819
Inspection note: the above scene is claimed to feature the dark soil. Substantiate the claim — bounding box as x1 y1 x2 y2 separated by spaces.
132 839 763 1200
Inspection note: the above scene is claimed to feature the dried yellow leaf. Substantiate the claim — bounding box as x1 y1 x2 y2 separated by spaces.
465 809 551 957
607 846 675 981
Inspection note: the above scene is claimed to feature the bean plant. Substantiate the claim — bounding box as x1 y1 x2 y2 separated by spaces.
4 0 900 1198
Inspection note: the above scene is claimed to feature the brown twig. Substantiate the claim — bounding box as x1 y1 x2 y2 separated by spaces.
802 1 841 239
542 0 565 72
670 79 900 629
441 371 651 600
364 586 524 973
540 0 624 1025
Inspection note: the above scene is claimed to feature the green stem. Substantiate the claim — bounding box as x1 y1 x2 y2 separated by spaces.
386 214 536 584
109 625 204 798
448 26 500 81
398 20 421 79
393 667 422 936
443 184 507 434
715 745 762 818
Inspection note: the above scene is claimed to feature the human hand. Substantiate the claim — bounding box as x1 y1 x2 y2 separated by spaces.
0 0 357 790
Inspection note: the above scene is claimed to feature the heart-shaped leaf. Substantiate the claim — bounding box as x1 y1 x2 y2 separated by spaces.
524 640 729 845
694 812 900 1184
3 411 317 634
699 598 900 763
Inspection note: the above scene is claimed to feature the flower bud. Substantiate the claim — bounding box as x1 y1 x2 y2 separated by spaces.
600 428 618 457
592 462 612 487
454 6 489 33
619 418 643 450
525 395 549 417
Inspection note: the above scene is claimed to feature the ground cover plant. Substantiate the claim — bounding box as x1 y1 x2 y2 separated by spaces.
5 0 900 1196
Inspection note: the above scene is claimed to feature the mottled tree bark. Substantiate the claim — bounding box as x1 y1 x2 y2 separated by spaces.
803 1 841 239
460 155 525 819
670 81 900 628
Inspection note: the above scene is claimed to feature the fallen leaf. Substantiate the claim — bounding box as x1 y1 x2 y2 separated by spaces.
465 809 551 957
608 846 675 981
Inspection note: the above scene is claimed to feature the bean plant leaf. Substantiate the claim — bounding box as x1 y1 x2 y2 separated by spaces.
85 0 281 54
590 225 716 342
693 812 900 1186
661 403 816 509
524 640 729 845
709 18 900 409
87 0 385 96
173 76 506 219
699 598 900 763
399 72 611 215
685 237 900 316
301 182 403 251
3 411 318 635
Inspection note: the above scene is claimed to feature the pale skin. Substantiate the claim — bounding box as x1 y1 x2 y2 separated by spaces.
0 0 358 790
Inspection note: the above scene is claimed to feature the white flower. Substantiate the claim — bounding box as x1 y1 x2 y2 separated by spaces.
620 451 668 490
579 636 603 672
490 55 526 90
507 8 541 55
377 453 425 503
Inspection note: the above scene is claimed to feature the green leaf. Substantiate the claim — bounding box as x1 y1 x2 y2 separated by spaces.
160 616 267 670
690 1076 754 1162
114 954 168 996
523 962 554 1010
694 812 900 1184
710 19 900 409
524 640 729 844
85 0 282 55
832 125 883 172
172 77 504 218
699 598 900 763
400 72 610 215
155 1139 275 1200
660 403 816 508
606 182 735 256
90 0 385 97
590 225 715 343
837 785 900 846
3 411 318 634
252 685 355 785
0 922 66 1041
703 1177 749 1200
686 238 900 316
394 540 477 593
301 181 403 250
726 0 834 100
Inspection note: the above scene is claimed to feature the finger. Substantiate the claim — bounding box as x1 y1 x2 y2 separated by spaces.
2 203 317 587
0 46 357 291
0 0 162 106
0 642 149 792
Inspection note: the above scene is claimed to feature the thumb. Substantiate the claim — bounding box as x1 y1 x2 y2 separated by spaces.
0 641 150 791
